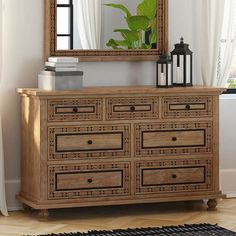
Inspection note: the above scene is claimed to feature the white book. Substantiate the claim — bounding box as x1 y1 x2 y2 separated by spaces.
48 57 79 63
45 61 79 67
45 66 80 72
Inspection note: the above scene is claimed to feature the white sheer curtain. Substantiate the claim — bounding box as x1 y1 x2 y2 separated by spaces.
199 0 225 86
75 0 101 49
0 0 8 217
217 0 236 86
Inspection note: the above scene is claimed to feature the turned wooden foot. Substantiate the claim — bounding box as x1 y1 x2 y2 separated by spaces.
207 199 217 210
22 203 31 212
38 209 49 221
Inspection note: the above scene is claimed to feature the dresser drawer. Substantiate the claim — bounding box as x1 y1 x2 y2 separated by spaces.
162 96 213 118
48 162 131 200
143 130 205 148
135 122 212 157
106 97 159 120
48 124 130 160
142 167 205 186
48 98 103 122
135 159 212 194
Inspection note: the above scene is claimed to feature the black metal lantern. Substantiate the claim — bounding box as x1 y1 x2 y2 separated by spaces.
156 55 173 88
171 37 193 86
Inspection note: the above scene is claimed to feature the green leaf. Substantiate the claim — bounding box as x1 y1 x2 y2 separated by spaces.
141 43 152 49
150 19 157 44
106 38 130 49
104 3 131 18
137 0 157 20
150 28 157 45
126 16 149 31
106 39 119 49
114 29 139 43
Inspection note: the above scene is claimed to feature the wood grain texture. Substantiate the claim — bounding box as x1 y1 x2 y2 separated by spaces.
17 86 226 96
2 199 236 236
17 86 225 214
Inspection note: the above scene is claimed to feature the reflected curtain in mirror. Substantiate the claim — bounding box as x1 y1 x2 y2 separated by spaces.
75 0 101 49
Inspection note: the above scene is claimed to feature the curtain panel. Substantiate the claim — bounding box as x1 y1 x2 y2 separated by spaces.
75 0 101 50
0 0 8 217
199 0 236 87
199 0 225 87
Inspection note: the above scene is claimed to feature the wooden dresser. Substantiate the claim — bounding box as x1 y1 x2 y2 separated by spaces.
17 86 225 217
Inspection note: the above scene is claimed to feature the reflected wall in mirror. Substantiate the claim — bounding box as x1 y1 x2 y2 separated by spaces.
45 0 168 61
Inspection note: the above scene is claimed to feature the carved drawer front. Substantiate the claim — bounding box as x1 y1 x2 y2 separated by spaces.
48 162 131 200
48 98 103 122
162 96 213 118
106 97 159 120
48 124 130 160
135 122 212 157
135 159 212 194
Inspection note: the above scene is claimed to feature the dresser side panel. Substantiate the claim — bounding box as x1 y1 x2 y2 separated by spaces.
20 95 41 201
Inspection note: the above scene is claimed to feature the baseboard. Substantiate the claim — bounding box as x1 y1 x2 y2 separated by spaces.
220 169 236 198
5 179 22 211
4 170 236 211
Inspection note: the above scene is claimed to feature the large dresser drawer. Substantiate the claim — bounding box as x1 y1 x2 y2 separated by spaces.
162 96 213 118
106 97 159 120
135 159 212 194
48 124 130 160
48 98 103 122
135 122 212 157
48 162 131 200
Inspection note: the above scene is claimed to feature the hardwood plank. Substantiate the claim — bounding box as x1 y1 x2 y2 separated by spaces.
0 199 236 236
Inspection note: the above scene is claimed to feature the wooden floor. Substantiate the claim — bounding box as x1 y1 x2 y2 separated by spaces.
0 199 236 236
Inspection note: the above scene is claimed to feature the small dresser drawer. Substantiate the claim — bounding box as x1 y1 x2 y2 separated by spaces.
135 122 212 157
48 162 131 200
106 97 159 120
135 159 212 194
162 96 213 118
48 98 103 122
48 124 130 160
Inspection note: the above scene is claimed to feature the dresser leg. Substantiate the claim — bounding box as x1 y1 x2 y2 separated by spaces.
38 209 49 220
22 203 31 212
207 199 217 210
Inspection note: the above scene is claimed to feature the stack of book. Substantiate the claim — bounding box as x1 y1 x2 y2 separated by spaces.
38 57 83 90
45 57 79 72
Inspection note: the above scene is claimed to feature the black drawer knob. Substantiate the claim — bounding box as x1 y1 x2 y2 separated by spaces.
172 174 177 179
172 137 177 141
130 106 136 111
87 178 93 183
87 140 93 145
73 107 78 113
185 104 191 110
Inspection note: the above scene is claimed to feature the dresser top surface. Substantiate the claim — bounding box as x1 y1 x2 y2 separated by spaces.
17 86 226 96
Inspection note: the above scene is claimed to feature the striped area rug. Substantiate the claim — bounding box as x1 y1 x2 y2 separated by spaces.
28 223 236 236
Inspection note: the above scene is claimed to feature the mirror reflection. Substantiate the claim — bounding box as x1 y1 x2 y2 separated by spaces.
56 0 157 50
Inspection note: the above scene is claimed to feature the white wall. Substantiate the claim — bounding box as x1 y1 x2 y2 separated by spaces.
1 0 235 210
2 0 44 209
220 95 236 197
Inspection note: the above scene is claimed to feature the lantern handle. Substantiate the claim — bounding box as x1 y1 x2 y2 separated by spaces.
180 37 184 44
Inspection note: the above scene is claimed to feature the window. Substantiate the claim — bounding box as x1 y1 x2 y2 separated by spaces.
220 0 236 93
226 54 236 90
56 0 73 50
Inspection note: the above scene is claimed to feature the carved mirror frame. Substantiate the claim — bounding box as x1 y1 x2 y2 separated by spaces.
44 0 168 61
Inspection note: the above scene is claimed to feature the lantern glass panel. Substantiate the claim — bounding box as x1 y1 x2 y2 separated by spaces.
186 55 191 84
168 64 172 86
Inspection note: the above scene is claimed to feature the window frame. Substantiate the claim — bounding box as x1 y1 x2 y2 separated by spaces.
56 0 74 50
223 89 236 94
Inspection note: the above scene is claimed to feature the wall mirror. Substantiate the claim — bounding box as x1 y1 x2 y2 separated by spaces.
45 0 168 61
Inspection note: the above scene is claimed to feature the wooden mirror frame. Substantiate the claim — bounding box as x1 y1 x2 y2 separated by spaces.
44 0 168 62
